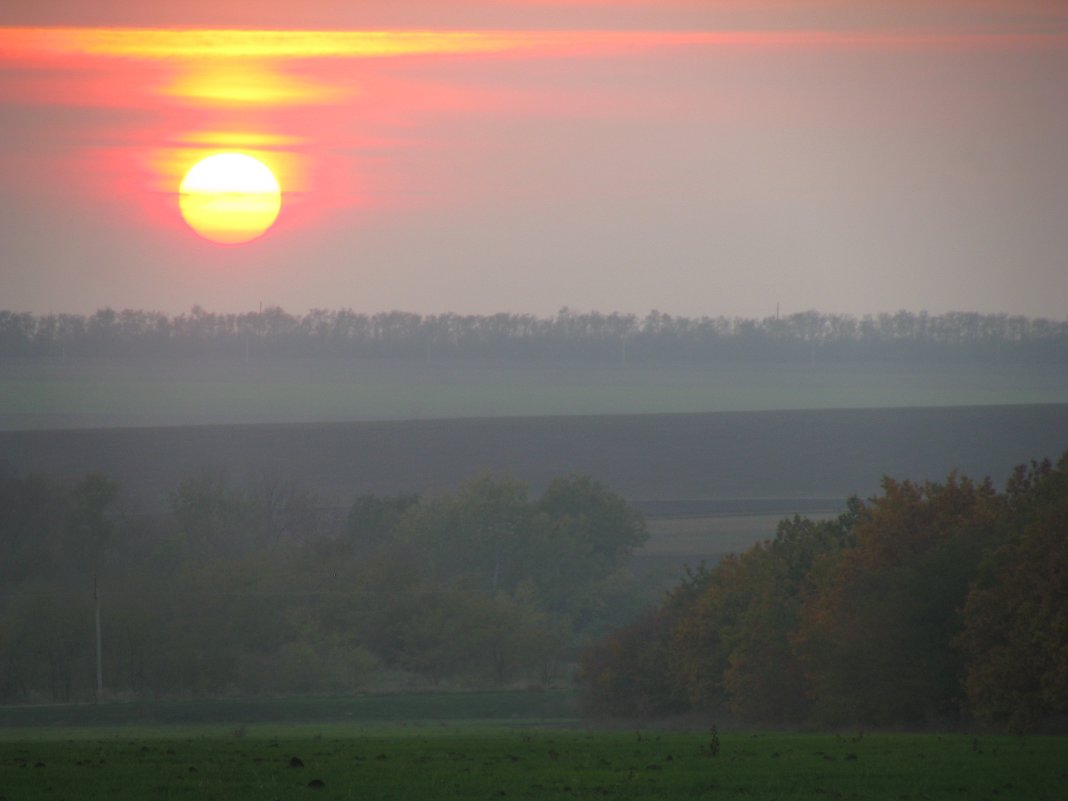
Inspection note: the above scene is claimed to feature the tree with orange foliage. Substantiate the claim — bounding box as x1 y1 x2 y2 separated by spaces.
957 455 1068 731
793 474 1003 725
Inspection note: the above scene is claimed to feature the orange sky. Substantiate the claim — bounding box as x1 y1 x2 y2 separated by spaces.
1 1 1067 318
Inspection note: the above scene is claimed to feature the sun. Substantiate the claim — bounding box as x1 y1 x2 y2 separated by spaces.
179 153 282 244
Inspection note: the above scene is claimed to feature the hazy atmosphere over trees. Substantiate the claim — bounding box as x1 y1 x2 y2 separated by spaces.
0 470 651 702
3 452 1068 732
2 307 1066 363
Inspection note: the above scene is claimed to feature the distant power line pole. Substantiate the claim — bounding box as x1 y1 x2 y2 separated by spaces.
94 574 103 702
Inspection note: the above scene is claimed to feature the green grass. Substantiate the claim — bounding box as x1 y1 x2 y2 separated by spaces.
0 691 578 729
3 356 1066 429
1 727 1065 800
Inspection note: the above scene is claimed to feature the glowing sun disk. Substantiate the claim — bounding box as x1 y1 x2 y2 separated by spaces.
179 153 281 244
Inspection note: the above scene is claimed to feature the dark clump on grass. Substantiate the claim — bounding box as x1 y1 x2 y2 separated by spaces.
708 725 721 757
289 756 304 768
307 778 325 789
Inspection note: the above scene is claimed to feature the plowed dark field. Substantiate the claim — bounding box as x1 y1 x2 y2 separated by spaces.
2 404 1065 513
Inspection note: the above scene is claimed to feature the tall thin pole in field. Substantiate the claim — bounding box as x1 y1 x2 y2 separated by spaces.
94 573 103 702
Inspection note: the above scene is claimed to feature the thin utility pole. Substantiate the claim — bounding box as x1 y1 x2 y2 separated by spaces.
94 573 103 702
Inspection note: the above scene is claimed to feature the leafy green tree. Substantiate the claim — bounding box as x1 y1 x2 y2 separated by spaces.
169 471 251 559
67 473 119 570
246 474 328 548
344 492 419 555
533 475 648 619
1 582 93 702
340 540 434 667
1 467 652 698
102 571 173 697
0 473 69 582
393 584 487 684
400 475 532 593
393 583 558 685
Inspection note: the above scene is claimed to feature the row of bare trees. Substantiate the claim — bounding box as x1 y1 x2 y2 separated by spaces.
2 307 1065 361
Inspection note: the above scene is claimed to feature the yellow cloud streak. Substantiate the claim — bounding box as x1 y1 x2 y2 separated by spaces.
2 26 1064 62
173 131 307 148
2 28 605 60
167 62 348 105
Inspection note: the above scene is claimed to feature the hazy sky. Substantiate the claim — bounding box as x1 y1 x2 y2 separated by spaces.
1 1 1066 319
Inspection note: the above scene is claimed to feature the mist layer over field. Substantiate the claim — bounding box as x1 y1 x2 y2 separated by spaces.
2 357 1066 431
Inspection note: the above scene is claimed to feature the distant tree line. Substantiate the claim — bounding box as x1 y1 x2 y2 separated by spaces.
0 470 649 703
580 453 1068 732
1 307 1066 363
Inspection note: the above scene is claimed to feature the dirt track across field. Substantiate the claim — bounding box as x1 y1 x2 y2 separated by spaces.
1 405 1065 513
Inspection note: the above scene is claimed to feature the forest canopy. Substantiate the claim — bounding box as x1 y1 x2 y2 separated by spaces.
580 453 1068 732
4 454 1066 733
0 471 649 702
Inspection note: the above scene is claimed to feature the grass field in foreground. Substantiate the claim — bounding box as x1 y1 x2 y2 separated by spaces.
1 727 1065 801
0 692 578 730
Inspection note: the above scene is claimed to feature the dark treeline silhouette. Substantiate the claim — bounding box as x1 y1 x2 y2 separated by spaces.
580 452 1068 732
0 470 649 703
2 306 1066 362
